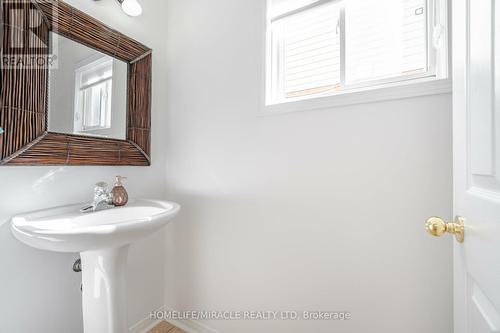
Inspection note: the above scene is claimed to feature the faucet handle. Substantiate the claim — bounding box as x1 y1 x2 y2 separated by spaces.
93 182 112 206
94 182 110 196
95 181 108 188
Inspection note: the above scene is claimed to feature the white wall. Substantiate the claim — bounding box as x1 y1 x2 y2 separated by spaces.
163 0 453 333
0 1 168 332
49 37 95 134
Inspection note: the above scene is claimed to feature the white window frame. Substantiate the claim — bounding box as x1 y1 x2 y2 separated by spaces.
73 55 113 133
264 0 451 115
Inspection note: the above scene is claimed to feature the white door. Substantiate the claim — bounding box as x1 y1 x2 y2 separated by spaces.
451 0 500 332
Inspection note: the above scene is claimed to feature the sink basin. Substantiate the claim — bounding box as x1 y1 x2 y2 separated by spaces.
11 199 180 253
10 198 180 333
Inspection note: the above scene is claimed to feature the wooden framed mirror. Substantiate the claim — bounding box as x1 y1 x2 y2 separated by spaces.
0 0 152 166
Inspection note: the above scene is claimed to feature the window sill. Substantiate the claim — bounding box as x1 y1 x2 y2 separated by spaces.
261 78 452 116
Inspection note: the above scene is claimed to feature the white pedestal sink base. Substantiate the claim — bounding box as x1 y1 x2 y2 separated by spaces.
81 245 130 333
10 199 180 333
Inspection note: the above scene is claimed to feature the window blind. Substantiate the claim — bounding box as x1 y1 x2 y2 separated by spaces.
268 0 432 102
279 2 341 97
345 0 427 84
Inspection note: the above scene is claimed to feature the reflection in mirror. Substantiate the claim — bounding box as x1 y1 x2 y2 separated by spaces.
48 33 128 140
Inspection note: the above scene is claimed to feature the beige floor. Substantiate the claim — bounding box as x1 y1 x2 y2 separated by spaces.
148 321 186 333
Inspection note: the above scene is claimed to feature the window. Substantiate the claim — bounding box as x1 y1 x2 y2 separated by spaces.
267 0 448 106
74 56 113 133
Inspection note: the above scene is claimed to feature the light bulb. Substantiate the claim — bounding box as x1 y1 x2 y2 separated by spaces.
121 0 142 17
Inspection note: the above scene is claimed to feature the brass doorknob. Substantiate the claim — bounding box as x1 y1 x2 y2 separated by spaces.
425 216 465 243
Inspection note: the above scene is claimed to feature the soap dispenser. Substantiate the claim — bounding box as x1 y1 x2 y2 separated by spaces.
111 176 129 207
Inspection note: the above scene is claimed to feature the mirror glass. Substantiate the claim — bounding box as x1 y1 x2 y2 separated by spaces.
48 33 128 140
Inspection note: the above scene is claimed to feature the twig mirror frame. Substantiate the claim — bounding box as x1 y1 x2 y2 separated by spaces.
0 0 152 166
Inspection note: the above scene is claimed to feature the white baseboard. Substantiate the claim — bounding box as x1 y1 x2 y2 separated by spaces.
165 314 221 333
129 305 166 333
128 305 221 333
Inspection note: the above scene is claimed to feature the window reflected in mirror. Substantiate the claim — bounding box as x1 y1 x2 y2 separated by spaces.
48 33 128 140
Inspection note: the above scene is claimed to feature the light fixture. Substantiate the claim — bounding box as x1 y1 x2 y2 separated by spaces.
116 0 142 17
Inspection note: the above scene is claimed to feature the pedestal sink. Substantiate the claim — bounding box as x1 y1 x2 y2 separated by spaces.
10 199 180 333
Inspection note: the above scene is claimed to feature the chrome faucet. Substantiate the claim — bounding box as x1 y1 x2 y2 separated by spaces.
80 182 113 213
